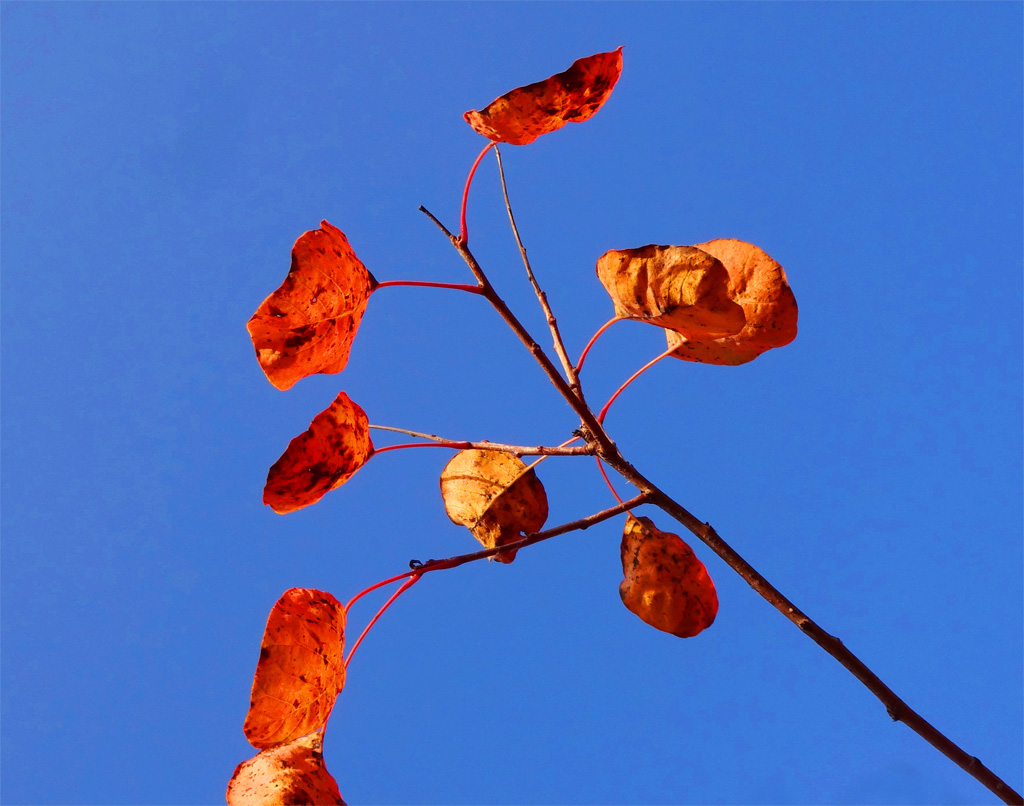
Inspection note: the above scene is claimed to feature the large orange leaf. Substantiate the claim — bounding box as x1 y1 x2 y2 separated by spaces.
596 244 746 339
243 588 347 750
439 449 548 563
666 239 797 365
464 48 623 146
263 392 374 515
620 515 718 638
248 221 376 391
227 731 345 806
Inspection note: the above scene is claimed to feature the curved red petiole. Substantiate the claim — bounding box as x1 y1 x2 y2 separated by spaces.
597 343 677 424
344 570 418 615
576 316 624 373
460 141 497 244
595 456 623 504
344 574 422 669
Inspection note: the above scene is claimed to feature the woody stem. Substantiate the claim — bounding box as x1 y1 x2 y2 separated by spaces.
494 146 582 401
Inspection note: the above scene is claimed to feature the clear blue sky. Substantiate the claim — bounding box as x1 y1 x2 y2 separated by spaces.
2 3 1021 804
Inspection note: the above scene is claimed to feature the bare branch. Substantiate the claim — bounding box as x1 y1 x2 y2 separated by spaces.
369 424 591 456
494 146 582 400
410 493 651 572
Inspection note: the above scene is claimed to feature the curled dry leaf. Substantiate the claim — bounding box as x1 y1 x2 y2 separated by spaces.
248 221 377 391
666 239 797 365
227 731 345 806
263 392 374 515
596 244 746 339
439 449 548 563
464 48 623 146
243 588 346 750
620 515 718 638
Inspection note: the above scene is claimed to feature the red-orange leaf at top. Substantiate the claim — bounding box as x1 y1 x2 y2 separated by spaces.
263 392 374 514
242 588 346 750
464 48 623 146
248 221 376 391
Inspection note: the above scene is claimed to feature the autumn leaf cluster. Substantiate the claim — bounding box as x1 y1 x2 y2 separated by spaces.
233 48 798 804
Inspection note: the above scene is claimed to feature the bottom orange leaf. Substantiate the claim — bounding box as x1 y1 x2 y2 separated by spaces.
243 588 346 749
227 731 345 806
619 515 718 638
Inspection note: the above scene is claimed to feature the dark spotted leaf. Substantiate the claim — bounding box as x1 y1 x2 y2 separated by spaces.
263 392 373 514
464 48 623 146
620 515 718 638
248 221 376 391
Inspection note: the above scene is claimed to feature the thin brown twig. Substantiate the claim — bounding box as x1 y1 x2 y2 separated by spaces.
494 147 583 402
368 424 591 456
411 493 650 572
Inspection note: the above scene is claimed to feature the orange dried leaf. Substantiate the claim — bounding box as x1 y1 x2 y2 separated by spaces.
248 221 376 391
464 48 623 146
242 588 347 750
596 244 746 339
620 515 718 638
439 449 548 563
666 239 798 365
263 392 373 515
227 731 345 806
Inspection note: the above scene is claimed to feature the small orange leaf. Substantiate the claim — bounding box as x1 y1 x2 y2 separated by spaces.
227 731 345 806
439 449 548 563
263 392 374 515
243 588 346 750
666 239 798 365
596 244 746 339
248 221 376 391
464 48 623 146
620 515 718 638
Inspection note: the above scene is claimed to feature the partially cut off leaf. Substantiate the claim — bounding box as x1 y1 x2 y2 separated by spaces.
263 392 373 514
596 244 745 339
227 731 345 806
620 515 718 638
440 449 548 563
464 48 623 146
248 221 377 391
243 588 346 750
666 239 797 365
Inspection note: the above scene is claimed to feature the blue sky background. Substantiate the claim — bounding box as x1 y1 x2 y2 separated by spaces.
2 3 1021 804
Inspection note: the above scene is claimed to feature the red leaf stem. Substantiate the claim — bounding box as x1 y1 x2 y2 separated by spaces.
460 142 497 244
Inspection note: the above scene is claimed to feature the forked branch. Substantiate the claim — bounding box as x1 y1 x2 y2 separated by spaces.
418 205 616 458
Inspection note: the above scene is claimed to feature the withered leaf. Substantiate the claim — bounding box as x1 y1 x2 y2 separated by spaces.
596 244 746 339
464 48 623 146
263 392 374 515
439 449 548 563
666 239 797 365
227 731 345 806
243 588 347 750
248 221 377 391
620 515 718 638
